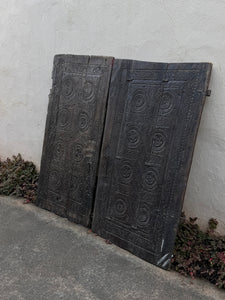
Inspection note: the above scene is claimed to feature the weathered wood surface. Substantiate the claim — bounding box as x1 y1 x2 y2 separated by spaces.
37 55 113 227
92 59 212 269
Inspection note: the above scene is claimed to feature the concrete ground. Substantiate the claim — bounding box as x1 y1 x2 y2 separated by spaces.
0 196 224 300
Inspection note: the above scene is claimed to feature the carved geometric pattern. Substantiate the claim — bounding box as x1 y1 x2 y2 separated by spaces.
113 196 128 218
158 91 174 115
83 81 95 102
131 89 147 112
126 126 141 149
62 74 75 98
48 169 62 192
78 111 90 132
71 143 84 163
142 166 159 192
92 59 212 269
151 130 167 153
136 202 151 227
52 138 65 162
37 55 113 227
58 107 71 129
118 160 134 184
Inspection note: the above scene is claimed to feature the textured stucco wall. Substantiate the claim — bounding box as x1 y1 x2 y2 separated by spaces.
0 0 224 232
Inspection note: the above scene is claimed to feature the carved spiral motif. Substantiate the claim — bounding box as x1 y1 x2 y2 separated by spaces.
53 139 65 160
159 92 174 115
78 111 90 132
137 204 150 226
83 81 95 101
72 143 84 163
48 170 61 189
131 89 146 112
143 168 158 191
127 127 140 148
58 108 70 128
62 75 74 98
152 131 166 153
119 162 133 182
114 198 128 217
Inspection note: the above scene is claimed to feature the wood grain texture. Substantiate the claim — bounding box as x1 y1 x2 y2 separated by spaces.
92 59 212 269
37 55 113 227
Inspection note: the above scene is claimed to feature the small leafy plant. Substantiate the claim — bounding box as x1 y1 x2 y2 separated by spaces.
0 154 39 202
172 214 225 289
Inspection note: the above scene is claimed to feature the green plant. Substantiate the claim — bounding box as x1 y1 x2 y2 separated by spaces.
172 214 225 289
0 154 39 202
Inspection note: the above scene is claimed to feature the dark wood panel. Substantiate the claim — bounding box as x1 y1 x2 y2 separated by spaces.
92 59 212 269
37 55 113 227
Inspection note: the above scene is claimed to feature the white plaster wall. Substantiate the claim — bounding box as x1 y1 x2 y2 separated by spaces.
0 0 224 232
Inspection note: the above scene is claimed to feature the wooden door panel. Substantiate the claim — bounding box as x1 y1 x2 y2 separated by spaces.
37 55 113 227
92 59 212 269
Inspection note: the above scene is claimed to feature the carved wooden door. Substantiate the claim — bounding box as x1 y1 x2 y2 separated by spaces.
92 59 212 268
37 55 113 227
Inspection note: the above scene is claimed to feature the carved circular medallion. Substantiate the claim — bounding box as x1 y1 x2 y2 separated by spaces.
78 111 90 132
62 75 74 98
159 92 174 115
83 81 95 101
137 204 150 226
127 127 140 148
49 170 61 189
53 139 65 160
152 131 166 152
143 168 158 191
58 108 70 128
131 89 146 112
114 198 128 217
72 143 84 163
119 162 133 182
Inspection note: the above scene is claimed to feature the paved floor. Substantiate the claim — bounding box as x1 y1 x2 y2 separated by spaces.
0 196 224 300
